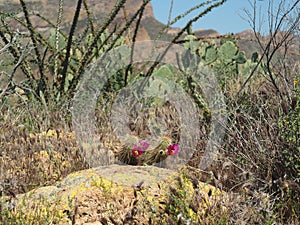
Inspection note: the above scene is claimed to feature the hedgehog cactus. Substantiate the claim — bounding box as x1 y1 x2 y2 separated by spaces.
116 134 179 166
115 135 145 165
138 136 174 165
132 140 150 157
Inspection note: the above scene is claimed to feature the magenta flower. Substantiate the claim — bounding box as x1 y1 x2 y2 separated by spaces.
132 147 143 157
167 144 179 156
132 140 149 157
139 140 150 151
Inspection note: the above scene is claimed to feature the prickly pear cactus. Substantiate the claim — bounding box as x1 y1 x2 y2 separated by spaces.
181 34 260 91
219 40 238 62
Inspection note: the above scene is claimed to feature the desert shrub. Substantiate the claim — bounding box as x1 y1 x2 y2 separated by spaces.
279 78 300 175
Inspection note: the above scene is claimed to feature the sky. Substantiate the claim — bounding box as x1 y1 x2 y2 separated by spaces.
151 0 296 34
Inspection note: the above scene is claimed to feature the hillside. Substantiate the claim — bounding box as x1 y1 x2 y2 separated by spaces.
0 0 244 42
1 0 298 62
0 0 154 40
0 0 274 53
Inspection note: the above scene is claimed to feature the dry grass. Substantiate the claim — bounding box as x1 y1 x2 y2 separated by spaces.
1 80 299 224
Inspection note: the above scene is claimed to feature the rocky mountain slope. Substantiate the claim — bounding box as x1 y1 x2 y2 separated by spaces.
0 0 220 41
0 0 156 41
1 0 298 55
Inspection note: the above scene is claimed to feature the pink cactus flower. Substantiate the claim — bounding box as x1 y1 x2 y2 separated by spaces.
132 140 149 157
167 144 179 156
132 147 143 157
139 140 150 151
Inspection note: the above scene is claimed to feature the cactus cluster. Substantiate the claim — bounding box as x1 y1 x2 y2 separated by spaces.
182 34 251 79
115 135 179 166
177 34 261 114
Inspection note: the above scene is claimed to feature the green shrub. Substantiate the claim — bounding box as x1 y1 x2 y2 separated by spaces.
279 77 300 175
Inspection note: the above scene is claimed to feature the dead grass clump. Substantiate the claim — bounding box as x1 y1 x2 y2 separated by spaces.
0 100 86 197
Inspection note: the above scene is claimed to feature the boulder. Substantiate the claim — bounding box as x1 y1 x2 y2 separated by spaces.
1 165 227 224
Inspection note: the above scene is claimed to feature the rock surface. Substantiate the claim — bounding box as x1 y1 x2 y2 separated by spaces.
5 165 226 224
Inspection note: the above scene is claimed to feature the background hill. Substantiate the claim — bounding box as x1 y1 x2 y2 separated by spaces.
0 0 257 47
1 0 298 63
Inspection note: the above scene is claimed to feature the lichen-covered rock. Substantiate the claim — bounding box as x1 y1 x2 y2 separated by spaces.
2 165 228 225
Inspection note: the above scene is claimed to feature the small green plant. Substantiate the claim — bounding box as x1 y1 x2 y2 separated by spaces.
279 77 300 175
136 172 229 225
278 79 300 222
164 176 197 224
0 193 64 225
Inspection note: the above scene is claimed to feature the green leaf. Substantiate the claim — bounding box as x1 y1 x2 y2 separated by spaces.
204 46 217 64
183 35 199 52
152 65 174 80
219 41 238 61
